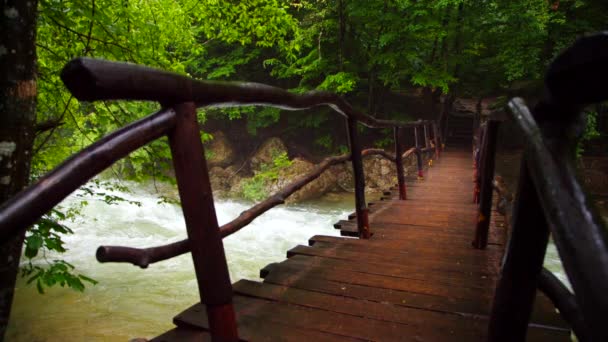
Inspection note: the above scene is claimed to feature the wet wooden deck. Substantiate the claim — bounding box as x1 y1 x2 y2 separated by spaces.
152 149 570 341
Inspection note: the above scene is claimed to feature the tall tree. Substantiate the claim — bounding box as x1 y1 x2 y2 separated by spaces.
0 0 38 340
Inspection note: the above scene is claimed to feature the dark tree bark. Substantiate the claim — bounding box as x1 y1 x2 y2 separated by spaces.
0 1 38 340
337 0 345 71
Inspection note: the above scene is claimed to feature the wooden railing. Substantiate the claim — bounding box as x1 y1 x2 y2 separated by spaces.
0 57 440 341
472 33 608 341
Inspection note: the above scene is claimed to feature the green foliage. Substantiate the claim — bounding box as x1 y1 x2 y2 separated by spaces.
21 180 141 293
374 129 394 149
21 208 97 294
317 72 358 94
21 260 98 294
315 135 333 150
577 110 602 157
241 176 268 202
241 152 293 201
246 107 282 135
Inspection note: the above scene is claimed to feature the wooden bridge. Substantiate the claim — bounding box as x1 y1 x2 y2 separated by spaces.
151 148 569 341
2 34 608 341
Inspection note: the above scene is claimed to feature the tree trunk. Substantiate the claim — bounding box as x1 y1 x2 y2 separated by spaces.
0 1 38 340
338 0 345 71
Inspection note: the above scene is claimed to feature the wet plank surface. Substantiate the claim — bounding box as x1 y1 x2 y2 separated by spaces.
153 148 570 341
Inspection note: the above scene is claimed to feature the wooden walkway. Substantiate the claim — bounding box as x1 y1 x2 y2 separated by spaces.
152 149 570 341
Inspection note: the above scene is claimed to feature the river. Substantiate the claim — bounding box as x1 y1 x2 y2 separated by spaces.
5 181 567 341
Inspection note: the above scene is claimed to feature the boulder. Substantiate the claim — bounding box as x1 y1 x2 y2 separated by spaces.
205 131 235 168
209 165 240 197
269 157 337 203
250 137 287 171
329 157 398 194
363 156 398 192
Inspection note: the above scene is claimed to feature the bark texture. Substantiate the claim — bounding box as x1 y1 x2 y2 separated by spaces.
0 1 38 340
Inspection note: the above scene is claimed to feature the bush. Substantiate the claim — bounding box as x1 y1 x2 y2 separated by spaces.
241 151 293 201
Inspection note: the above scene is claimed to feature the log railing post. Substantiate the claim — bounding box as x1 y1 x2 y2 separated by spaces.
423 124 431 149
346 117 370 239
473 120 500 249
413 126 424 180
432 122 441 159
168 102 238 341
394 127 407 200
486 155 550 341
473 124 487 203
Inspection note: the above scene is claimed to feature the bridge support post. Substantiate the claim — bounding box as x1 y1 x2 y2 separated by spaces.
432 122 441 159
394 127 407 200
473 120 499 249
486 156 550 342
169 102 239 341
423 124 431 150
346 118 370 239
473 124 487 203
414 126 424 180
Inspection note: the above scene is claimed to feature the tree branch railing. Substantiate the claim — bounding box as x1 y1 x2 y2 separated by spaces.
0 57 441 341
475 33 608 342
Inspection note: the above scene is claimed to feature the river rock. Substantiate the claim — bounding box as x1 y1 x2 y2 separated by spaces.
250 137 287 171
363 156 398 191
270 157 337 203
329 157 397 194
205 131 235 167
209 165 240 197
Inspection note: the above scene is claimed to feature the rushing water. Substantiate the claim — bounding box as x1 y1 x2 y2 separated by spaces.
6 183 352 341
6 181 571 341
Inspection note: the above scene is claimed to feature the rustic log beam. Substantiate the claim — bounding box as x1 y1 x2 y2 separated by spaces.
394 127 406 200
538 268 589 342
346 118 369 239
0 108 177 242
499 98 608 340
473 120 500 249
61 58 433 129
486 154 551 342
169 102 237 340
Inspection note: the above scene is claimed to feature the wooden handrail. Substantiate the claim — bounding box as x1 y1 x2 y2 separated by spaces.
538 268 589 341
0 108 176 241
60 58 433 129
487 33 608 342
473 119 499 249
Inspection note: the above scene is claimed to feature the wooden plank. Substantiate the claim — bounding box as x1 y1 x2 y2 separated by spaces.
336 221 507 246
265 254 494 287
281 249 496 300
149 327 211 342
266 257 495 296
264 258 567 328
174 299 364 341
309 236 503 262
176 295 459 341
233 279 485 339
233 280 568 341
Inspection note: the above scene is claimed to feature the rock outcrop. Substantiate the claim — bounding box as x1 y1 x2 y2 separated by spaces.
250 137 287 171
205 131 235 168
269 157 337 203
207 135 432 203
